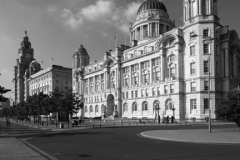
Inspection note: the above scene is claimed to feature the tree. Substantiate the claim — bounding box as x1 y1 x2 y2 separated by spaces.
60 90 82 128
0 86 11 102
216 89 240 131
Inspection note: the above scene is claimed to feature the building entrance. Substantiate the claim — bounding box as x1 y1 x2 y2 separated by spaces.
106 94 115 117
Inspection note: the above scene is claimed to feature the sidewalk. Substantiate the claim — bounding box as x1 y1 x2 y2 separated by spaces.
9 119 87 132
0 135 47 160
141 128 240 144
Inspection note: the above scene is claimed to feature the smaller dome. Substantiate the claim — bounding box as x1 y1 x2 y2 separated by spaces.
74 44 89 57
30 60 41 69
137 0 167 15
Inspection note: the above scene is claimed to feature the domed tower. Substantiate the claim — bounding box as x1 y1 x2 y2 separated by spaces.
72 44 90 96
130 0 175 45
29 60 41 75
73 44 90 69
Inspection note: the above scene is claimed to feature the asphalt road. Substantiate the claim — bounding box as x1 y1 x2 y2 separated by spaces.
27 124 240 160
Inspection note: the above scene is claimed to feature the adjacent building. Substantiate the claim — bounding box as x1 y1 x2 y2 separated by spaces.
13 32 72 103
27 65 72 97
73 0 240 120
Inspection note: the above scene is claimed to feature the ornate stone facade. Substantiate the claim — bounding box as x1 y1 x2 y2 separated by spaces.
73 0 240 120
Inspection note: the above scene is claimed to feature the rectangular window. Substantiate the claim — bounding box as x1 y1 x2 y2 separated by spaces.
203 29 209 38
190 46 195 56
157 87 160 95
152 88 155 96
170 84 174 93
122 92 125 99
126 92 128 99
191 82 196 92
190 99 197 110
131 91 134 98
190 62 196 75
135 90 138 98
170 68 175 77
164 85 168 94
56 80 59 84
203 44 209 54
204 98 209 109
141 90 144 97
204 81 209 91
145 89 148 97
204 61 209 73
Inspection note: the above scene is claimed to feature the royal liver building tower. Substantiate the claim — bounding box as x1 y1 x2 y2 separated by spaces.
73 0 240 120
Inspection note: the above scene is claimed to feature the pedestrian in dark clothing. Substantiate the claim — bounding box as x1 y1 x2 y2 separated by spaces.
6 118 8 126
166 116 169 123
171 116 174 123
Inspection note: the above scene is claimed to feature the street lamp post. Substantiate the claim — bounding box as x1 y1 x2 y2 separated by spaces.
171 106 175 118
203 38 214 133
155 103 160 124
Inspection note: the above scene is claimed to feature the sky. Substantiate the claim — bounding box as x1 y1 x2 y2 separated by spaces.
1 0 240 99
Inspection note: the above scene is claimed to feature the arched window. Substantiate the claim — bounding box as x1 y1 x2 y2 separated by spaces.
153 101 160 110
123 103 128 112
144 46 148 54
132 102 137 111
90 105 93 112
85 106 88 113
134 50 138 57
95 105 99 113
148 46 153 52
101 105 106 113
142 101 148 111
165 99 173 110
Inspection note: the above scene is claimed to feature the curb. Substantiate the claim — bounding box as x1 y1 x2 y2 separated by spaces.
139 132 240 145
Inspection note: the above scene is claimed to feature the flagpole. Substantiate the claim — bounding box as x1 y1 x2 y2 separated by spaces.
115 32 117 49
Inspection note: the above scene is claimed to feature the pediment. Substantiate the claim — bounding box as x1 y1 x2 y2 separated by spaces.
103 56 117 67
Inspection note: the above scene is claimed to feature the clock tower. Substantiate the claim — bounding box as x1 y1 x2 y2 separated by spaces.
13 31 35 103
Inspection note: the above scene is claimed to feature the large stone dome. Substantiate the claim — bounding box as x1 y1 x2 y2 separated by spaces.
137 0 167 15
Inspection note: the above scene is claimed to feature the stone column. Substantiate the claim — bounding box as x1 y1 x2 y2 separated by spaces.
196 0 199 15
199 0 202 15
130 31 132 42
225 48 229 78
234 52 237 77
160 51 165 81
209 0 212 15
139 63 142 85
148 23 150 36
150 59 153 84
130 66 132 87
93 76 96 93
221 49 225 77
